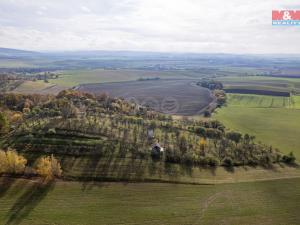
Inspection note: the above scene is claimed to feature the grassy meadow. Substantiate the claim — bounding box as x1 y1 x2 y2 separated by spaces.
13 81 52 92
214 93 300 158
1 177 300 225
12 81 65 95
57 154 300 184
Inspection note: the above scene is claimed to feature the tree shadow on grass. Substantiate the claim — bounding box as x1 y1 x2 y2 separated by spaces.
164 163 180 180
223 166 235 173
5 180 55 225
179 164 193 177
79 153 120 191
0 177 16 199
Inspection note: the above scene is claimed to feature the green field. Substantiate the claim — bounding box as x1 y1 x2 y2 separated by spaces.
13 81 52 92
51 68 261 88
1 177 300 225
57 154 300 184
12 81 65 95
49 69 195 87
219 76 300 94
225 94 300 109
226 94 290 108
214 93 300 159
291 95 300 108
0 59 36 68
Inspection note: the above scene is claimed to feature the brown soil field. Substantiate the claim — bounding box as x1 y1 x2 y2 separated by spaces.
77 79 214 115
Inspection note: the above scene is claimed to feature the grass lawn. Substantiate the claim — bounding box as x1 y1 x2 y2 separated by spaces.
214 94 300 159
0 177 300 225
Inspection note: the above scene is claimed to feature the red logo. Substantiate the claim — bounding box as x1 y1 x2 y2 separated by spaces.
272 10 300 20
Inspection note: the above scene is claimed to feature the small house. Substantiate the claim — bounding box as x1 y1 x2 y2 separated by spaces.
151 143 164 154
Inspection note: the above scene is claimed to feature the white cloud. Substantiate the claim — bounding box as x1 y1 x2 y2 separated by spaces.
0 0 299 53
80 6 91 13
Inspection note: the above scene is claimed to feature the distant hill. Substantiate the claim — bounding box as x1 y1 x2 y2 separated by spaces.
0 47 40 58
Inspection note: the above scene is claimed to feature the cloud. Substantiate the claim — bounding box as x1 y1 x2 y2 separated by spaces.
80 6 91 13
0 0 299 53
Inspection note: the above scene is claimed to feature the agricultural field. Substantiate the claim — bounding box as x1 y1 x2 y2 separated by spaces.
49 68 264 88
1 177 300 225
0 58 36 68
214 93 300 159
77 79 214 115
49 69 196 87
219 76 300 94
225 94 300 109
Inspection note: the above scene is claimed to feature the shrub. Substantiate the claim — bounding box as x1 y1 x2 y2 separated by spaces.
165 148 181 164
226 131 242 144
282 152 296 164
35 154 62 180
182 152 194 165
203 110 211 117
207 157 219 167
260 154 272 166
222 157 234 167
0 149 27 174
47 128 56 135
0 150 8 173
198 156 209 166
195 126 206 137
248 158 258 166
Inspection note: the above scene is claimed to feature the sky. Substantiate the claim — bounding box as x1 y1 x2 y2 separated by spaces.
0 0 300 54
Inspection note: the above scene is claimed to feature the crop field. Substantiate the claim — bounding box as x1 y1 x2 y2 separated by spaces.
226 94 291 108
219 76 300 94
226 94 300 109
77 80 214 115
266 68 300 78
214 93 300 159
49 68 265 88
49 69 198 87
1 177 300 225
